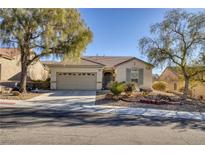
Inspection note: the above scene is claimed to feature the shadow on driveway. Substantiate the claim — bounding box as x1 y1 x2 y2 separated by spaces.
1 107 205 132
48 90 96 97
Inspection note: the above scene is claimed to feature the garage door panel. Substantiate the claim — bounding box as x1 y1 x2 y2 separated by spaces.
56 72 96 90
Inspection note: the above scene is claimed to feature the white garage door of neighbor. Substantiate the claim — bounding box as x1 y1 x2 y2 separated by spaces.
56 72 97 90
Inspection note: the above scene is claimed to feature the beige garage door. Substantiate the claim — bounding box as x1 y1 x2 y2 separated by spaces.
56 72 97 90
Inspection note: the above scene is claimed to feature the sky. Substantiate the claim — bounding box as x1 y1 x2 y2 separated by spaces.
79 8 203 75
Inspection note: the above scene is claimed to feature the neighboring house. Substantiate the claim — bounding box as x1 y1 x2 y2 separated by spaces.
0 48 48 82
152 74 159 82
43 56 153 90
159 67 205 99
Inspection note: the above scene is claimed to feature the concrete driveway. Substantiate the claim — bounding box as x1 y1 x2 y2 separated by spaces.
27 90 96 110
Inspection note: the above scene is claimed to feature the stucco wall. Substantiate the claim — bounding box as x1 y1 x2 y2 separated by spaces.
159 68 181 91
0 55 21 81
0 55 48 81
192 83 205 99
50 66 103 90
28 61 49 81
159 68 179 82
115 59 153 89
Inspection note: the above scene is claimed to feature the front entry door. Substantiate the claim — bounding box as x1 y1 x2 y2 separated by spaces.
103 72 113 89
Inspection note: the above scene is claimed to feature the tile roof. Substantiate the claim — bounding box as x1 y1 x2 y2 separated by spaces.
0 48 20 59
0 49 153 67
83 56 133 67
42 58 104 67
42 56 153 68
83 56 152 67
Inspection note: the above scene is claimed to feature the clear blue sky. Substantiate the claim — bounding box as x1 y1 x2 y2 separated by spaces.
79 8 202 74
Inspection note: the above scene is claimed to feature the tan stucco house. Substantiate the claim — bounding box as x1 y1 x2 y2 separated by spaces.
0 48 48 82
43 56 153 90
159 67 205 99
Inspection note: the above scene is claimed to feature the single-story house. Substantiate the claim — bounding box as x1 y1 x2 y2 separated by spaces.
43 56 153 90
0 48 48 81
159 66 205 99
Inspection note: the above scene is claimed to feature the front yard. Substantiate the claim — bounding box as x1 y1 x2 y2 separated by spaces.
96 90 205 113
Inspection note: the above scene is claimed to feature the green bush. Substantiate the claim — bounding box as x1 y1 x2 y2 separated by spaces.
109 82 126 96
124 82 137 93
152 81 167 91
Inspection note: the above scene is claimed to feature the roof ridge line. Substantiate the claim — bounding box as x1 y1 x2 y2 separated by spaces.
81 57 105 66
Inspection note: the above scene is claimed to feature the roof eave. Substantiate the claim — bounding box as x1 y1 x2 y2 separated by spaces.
114 57 154 68
81 57 105 66
46 64 104 68
0 54 13 60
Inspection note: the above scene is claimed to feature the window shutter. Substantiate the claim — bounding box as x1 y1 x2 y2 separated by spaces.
126 68 131 82
139 68 144 85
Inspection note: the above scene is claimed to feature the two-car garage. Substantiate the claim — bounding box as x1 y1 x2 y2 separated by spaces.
46 59 104 90
56 72 97 90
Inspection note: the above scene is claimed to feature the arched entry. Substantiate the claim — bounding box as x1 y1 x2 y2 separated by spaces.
103 72 113 89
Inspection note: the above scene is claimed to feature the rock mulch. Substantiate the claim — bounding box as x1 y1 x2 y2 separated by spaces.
0 92 42 100
96 92 205 113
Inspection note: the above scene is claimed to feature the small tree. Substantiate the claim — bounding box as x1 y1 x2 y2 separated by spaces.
139 9 205 101
0 9 92 92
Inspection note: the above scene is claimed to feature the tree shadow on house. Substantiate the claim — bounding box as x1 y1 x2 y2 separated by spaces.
0 72 32 88
1 105 205 132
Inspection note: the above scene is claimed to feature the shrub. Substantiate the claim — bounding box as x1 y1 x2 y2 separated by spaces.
12 91 21 96
105 93 113 100
139 87 153 92
152 81 167 91
109 82 126 96
124 82 137 93
142 91 149 97
31 80 50 90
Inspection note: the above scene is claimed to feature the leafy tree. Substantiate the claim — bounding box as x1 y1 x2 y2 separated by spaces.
0 9 92 92
139 9 205 101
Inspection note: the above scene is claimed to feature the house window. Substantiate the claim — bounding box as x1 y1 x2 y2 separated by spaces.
131 68 139 83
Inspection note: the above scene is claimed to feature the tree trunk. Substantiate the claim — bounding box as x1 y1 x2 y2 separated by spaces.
19 63 28 93
19 47 29 93
181 76 189 103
